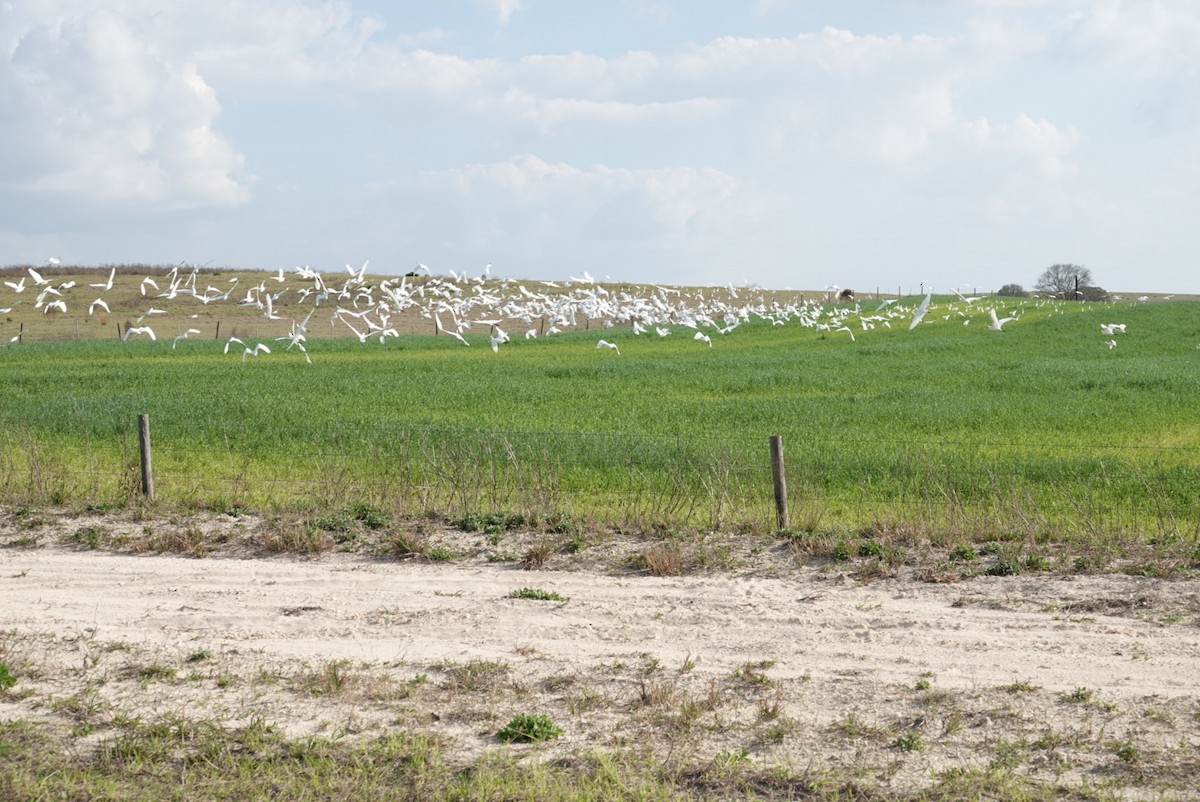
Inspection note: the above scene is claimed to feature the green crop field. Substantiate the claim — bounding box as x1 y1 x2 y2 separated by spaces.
2 266 1200 543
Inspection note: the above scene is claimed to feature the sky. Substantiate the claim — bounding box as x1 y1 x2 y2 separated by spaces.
1 1 1198 293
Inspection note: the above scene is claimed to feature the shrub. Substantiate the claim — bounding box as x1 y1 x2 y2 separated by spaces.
997 284 1027 297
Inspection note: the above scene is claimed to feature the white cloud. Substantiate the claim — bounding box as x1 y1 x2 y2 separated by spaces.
1063 0 1200 74
474 0 523 27
390 155 766 273
1 3 248 208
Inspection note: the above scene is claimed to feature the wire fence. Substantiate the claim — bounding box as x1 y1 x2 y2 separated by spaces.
2 416 1199 540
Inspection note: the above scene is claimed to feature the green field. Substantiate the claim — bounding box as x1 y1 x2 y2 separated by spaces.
3 282 1200 543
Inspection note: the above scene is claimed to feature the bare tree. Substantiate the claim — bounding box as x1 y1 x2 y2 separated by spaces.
1034 264 1094 299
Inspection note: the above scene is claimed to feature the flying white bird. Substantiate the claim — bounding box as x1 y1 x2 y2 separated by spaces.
694 331 712 347
987 308 1015 331
1105 339 1117 349
655 326 671 337
909 293 932 330
42 299 67 314
88 298 110 316
223 336 246 354
140 277 159 296
489 327 510 353
28 267 49 285
1100 323 1127 335
90 268 115 290
242 343 271 362
172 328 201 349
3 277 25 293
596 339 620 355
123 325 156 341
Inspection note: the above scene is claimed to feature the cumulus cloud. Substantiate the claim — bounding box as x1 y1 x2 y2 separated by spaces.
0 3 248 208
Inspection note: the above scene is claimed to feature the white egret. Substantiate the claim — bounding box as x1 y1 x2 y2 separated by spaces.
242 343 271 362
489 327 510 352
223 336 246 354
90 268 115 290
123 325 156 341
1100 323 1127 335
172 328 201 349
694 331 712 347
596 339 620 355
88 298 110 315
3 277 25 293
908 293 932 330
987 308 1015 331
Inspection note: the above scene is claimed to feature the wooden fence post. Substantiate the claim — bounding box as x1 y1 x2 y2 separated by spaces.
769 435 788 531
138 414 154 500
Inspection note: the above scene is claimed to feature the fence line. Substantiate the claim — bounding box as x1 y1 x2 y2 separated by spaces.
1 418 1198 539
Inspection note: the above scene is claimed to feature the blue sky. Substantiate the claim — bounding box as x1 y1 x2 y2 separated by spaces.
2 1 1198 292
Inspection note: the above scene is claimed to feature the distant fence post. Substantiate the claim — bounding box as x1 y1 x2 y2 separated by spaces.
769 435 788 531
138 414 154 500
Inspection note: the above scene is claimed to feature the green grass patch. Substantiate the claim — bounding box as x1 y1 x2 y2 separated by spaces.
3 295 1200 546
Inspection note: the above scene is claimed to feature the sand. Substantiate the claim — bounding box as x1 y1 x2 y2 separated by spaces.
3 530 1200 796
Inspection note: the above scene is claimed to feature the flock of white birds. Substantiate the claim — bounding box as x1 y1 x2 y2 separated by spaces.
0 261 1133 361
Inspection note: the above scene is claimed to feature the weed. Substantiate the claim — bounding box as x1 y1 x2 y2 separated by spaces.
0 662 16 691
508 587 567 602
830 539 852 562
729 660 775 690
949 543 977 562
186 650 212 664
1064 686 1093 703
914 678 932 691
440 659 508 692
543 512 581 536
348 503 391 530
858 538 883 558
985 555 1023 576
65 526 104 549
891 730 924 752
522 539 553 570
830 713 886 740
1113 739 1140 764
381 529 428 559
136 664 178 682
454 512 525 534
1024 553 1051 572
636 544 685 576
425 546 457 562
496 713 561 743
312 512 354 533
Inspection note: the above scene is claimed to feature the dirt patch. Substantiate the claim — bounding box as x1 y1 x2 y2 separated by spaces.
2 509 1200 797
